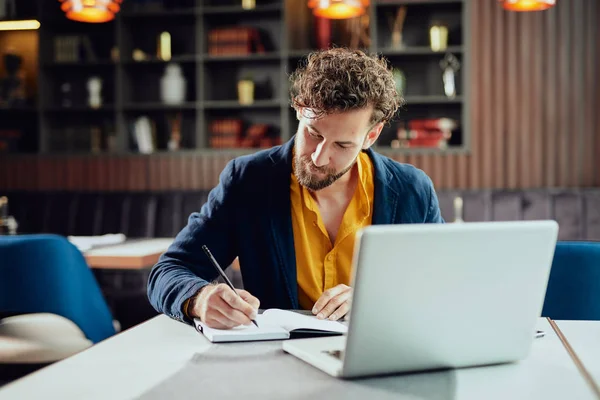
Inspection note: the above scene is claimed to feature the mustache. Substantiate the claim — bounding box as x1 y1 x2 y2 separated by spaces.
300 155 335 175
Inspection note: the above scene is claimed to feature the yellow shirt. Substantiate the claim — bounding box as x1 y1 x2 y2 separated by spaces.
291 151 374 310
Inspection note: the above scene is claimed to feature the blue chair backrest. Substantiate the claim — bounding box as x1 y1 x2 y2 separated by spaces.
542 241 600 321
0 234 116 343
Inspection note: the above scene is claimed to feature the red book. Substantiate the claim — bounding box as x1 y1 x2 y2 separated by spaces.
408 118 457 131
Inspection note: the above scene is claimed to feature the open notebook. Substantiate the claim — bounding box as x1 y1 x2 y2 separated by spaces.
193 309 348 343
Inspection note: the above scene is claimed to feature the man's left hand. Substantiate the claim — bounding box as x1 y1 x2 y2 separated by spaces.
312 284 352 321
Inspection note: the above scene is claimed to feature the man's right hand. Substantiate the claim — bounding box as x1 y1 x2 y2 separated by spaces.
189 284 260 329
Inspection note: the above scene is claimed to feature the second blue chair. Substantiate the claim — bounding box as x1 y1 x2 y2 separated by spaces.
542 241 600 321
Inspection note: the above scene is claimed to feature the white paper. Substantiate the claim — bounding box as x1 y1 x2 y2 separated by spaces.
195 315 289 343
262 309 347 334
68 233 127 252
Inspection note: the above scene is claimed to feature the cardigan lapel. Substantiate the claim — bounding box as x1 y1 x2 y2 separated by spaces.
367 148 400 225
267 139 298 308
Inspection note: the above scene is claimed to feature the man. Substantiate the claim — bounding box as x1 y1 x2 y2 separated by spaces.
147 48 444 329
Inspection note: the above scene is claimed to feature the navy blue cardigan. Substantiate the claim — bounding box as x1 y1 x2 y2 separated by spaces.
147 137 444 323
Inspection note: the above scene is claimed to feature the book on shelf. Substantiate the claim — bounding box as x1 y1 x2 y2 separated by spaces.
207 27 266 56
53 35 97 63
395 118 457 148
209 119 281 149
209 118 243 148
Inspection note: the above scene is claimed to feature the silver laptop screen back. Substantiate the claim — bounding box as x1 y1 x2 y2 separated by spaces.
342 221 558 378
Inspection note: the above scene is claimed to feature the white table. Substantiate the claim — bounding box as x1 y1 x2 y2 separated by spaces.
84 238 174 269
0 317 597 400
555 320 600 396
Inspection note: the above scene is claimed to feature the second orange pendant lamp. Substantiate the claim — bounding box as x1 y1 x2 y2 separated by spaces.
499 0 556 12
308 0 369 20
60 0 123 23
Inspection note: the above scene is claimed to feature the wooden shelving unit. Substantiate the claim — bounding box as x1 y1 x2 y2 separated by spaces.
4 0 469 154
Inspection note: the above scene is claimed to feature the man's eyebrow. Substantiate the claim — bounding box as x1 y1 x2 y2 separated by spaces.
307 124 356 145
306 124 321 134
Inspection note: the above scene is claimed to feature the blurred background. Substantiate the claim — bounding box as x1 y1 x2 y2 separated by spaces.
0 0 598 328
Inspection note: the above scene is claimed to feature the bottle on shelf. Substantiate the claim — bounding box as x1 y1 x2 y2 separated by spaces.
0 196 18 235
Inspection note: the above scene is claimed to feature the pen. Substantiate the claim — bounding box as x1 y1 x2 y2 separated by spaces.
201 245 259 328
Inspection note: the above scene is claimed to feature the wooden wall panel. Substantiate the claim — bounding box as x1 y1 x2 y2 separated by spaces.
470 0 482 189
0 0 598 193
594 0 600 187
531 7 544 188
506 9 518 189
493 3 506 188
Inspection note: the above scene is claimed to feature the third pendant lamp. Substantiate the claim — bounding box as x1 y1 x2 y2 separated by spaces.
308 0 369 20
500 0 556 11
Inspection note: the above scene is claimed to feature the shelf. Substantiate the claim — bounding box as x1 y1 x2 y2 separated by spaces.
0 107 37 113
8 145 467 158
288 49 368 59
123 103 197 111
42 60 116 68
288 50 313 59
122 55 199 64
202 53 281 63
19 148 266 157
374 145 467 155
44 106 115 112
403 96 463 105
201 4 282 15
380 46 463 56
202 100 283 110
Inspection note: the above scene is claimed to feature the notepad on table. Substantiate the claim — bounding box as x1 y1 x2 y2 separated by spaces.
193 309 347 343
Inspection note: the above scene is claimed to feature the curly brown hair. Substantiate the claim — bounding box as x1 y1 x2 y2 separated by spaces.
289 47 403 125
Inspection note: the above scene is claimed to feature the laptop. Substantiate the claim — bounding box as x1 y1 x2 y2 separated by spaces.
282 220 559 379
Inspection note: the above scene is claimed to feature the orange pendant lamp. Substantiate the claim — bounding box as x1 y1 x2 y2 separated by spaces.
499 0 555 11
308 0 369 20
60 0 123 23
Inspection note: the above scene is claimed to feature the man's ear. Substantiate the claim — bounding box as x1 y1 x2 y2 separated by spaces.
362 122 384 149
296 107 303 121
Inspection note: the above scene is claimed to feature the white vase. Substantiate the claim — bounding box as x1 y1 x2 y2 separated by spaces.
160 63 186 105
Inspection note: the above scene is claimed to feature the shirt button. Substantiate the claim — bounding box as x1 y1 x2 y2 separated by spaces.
327 254 332 261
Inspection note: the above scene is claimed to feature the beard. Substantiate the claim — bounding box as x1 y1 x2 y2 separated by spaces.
294 152 356 191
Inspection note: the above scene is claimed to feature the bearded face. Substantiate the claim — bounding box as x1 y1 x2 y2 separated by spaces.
292 107 382 191
293 147 356 191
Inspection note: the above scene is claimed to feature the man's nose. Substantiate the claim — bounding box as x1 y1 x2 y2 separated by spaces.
311 142 330 167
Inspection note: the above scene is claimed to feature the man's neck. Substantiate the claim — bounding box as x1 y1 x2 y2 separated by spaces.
310 163 358 204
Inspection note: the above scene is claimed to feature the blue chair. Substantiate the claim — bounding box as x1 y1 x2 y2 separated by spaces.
0 234 116 343
542 241 600 321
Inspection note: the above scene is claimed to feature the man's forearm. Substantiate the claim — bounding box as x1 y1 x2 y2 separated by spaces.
147 159 240 323
147 261 210 323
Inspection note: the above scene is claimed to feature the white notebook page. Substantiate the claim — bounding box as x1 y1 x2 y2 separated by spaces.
261 309 347 333
195 315 288 342
195 309 347 342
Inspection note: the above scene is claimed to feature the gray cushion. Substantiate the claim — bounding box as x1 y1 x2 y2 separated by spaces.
0 313 92 364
